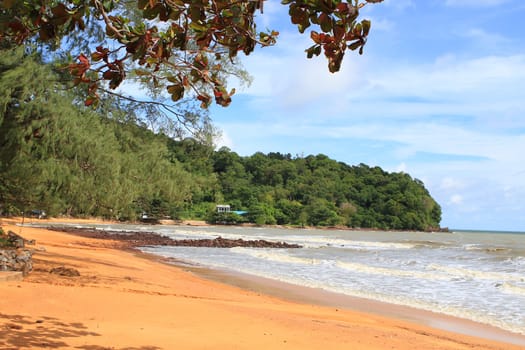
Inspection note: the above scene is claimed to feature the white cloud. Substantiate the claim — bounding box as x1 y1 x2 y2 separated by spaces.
367 17 395 31
366 54 525 103
238 53 525 132
395 162 407 172
240 31 366 110
440 177 465 191
214 130 234 150
462 28 511 45
449 194 463 205
255 0 284 30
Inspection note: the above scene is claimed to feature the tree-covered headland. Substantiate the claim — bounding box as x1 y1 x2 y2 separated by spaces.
0 49 441 231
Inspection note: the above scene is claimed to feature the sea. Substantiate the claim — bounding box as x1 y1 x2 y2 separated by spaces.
34 223 525 336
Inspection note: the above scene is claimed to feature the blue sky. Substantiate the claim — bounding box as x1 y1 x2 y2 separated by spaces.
206 0 525 231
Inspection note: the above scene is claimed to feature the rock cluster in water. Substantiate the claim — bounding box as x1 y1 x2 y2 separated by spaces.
48 227 302 249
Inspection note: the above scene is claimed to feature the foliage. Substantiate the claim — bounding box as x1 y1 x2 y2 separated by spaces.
0 0 384 108
207 211 245 225
205 152 442 230
0 46 441 231
0 227 13 248
0 48 195 220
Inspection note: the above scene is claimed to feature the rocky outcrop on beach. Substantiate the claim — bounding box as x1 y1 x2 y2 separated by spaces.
167 236 301 248
48 227 302 249
0 248 33 276
0 229 33 276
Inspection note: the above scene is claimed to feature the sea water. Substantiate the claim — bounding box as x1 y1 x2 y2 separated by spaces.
42 223 525 335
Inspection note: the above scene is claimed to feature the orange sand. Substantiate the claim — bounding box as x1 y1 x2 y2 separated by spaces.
1 218 523 350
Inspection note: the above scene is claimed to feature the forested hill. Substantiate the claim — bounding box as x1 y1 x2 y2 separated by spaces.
169 140 441 230
0 49 441 231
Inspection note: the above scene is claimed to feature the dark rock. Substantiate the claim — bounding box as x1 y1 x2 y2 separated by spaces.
49 266 80 277
0 247 33 276
48 227 302 249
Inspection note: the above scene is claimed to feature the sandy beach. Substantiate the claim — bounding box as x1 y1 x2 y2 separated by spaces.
1 218 524 350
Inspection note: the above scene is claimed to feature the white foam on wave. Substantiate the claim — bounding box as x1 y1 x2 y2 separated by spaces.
167 229 304 246
335 261 450 280
166 229 260 241
502 283 525 297
343 240 417 250
508 256 525 267
428 264 524 282
279 236 416 250
230 247 320 265
400 240 456 249
463 244 511 253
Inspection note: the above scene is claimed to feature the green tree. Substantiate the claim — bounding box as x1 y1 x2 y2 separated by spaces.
0 48 197 219
304 198 340 226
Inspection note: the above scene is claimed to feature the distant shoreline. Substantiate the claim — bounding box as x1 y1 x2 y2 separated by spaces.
14 215 448 233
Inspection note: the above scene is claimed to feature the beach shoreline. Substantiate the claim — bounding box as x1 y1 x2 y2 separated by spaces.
182 262 525 346
1 217 524 349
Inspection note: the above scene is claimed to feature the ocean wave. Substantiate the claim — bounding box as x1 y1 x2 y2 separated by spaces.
501 283 525 297
335 261 450 280
463 244 511 253
401 240 454 248
507 256 525 267
168 229 235 239
168 229 285 243
282 236 417 250
428 264 524 282
229 247 320 265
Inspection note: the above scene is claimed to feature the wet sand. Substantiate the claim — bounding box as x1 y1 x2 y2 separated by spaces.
1 217 524 349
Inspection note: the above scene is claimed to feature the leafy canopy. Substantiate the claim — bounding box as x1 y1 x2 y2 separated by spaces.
0 0 384 107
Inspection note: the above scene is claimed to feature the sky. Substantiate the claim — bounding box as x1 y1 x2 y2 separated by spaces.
205 0 525 232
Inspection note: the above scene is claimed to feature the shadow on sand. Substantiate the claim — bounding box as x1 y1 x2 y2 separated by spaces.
0 313 161 349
